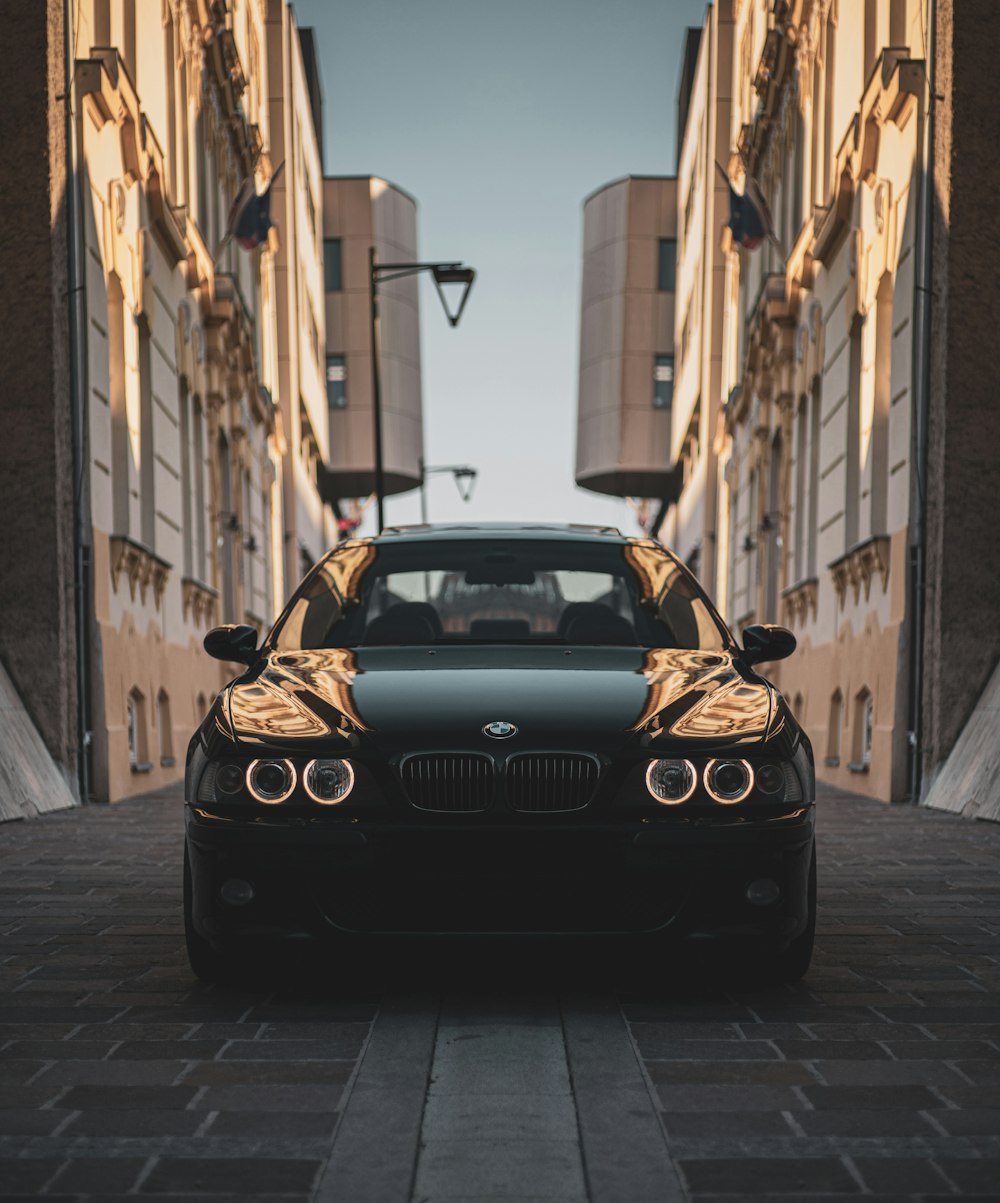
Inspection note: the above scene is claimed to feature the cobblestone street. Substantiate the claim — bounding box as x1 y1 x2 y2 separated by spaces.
0 784 999 1201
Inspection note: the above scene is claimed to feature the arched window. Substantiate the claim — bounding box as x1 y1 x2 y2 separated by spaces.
196 692 208 721
127 688 148 772
793 692 805 723
826 689 843 766
852 687 874 771
157 689 174 767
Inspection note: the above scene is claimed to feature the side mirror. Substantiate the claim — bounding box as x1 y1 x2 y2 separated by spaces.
204 624 259 665
741 623 796 666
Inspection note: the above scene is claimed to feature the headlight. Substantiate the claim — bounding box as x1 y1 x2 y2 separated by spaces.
303 758 355 804
704 758 754 804
645 758 697 804
215 762 245 797
247 758 296 804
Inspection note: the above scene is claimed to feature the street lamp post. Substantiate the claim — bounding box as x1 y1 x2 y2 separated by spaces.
369 251 475 533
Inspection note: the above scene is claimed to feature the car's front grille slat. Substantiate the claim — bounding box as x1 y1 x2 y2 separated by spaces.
402 753 493 812
505 753 599 813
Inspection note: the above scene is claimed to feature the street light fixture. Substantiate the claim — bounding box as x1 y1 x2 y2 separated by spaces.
369 250 476 532
419 461 478 524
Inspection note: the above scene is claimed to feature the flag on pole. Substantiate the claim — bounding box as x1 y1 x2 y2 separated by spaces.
717 163 777 252
218 163 284 254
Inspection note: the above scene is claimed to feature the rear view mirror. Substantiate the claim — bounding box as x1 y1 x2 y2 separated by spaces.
741 623 796 666
465 566 536 586
204 624 259 665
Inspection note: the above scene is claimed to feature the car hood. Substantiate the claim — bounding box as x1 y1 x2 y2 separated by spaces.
226 645 774 755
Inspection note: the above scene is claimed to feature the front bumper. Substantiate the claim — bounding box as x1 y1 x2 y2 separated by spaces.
185 805 814 944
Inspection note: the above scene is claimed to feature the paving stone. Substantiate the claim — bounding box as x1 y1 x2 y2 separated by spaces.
679 1155 859 1194
62 1108 208 1137
193 1085 346 1112
140 1155 322 1195
660 1110 794 1139
791 1108 938 1137
0 1158 64 1192
48 1156 147 1193
183 1060 354 1087
645 1060 815 1086
205 1110 340 1139
56 1084 199 1110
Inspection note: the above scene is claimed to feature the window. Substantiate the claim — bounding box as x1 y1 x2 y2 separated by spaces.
273 539 729 652
653 355 674 412
793 692 804 723
127 688 149 771
326 354 346 410
324 239 342 291
157 689 174 766
658 239 676 291
138 316 155 549
852 687 874 771
826 689 843 766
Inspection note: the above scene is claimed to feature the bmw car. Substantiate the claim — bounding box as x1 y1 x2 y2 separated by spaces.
184 523 815 981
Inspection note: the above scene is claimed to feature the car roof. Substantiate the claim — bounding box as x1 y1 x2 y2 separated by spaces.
376 522 627 543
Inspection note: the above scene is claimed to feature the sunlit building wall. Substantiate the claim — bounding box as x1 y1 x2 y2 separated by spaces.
322 177 424 501
661 8 735 598
718 0 927 802
264 0 333 588
73 0 291 802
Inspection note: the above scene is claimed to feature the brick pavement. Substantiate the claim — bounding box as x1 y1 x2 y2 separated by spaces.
0 782 998 1200
0 785 376 1201
624 785 1000 1200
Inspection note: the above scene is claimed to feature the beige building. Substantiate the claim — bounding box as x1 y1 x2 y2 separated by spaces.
322 177 424 501
714 0 927 802
64 0 318 802
575 176 678 503
265 1 332 584
660 10 734 598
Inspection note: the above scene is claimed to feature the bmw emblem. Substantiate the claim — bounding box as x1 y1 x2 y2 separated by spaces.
483 720 517 739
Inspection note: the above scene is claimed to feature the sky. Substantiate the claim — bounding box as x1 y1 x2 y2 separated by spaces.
293 0 710 537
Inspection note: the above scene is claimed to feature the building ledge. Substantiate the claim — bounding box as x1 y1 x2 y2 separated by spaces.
110 536 171 610
781 577 818 628
847 761 870 774
824 756 840 768
828 535 890 609
182 578 219 629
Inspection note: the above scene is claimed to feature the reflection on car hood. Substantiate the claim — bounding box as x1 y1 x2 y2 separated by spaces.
226 645 774 753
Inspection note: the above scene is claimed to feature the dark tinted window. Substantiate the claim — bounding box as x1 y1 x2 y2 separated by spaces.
658 238 676 291
324 238 342 291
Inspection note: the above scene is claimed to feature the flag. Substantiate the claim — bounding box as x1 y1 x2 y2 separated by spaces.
717 163 776 252
219 163 283 254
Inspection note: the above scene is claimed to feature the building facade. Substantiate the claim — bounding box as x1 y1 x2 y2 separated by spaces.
265 1 333 585
575 176 678 505
716 0 926 803
70 0 292 802
3 0 434 810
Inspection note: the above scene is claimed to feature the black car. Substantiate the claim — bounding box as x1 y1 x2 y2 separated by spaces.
185 523 815 981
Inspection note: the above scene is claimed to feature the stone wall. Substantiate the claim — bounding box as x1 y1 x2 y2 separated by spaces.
922 0 1000 789
0 0 80 798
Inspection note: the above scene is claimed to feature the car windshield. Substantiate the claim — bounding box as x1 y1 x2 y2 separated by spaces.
270 538 730 651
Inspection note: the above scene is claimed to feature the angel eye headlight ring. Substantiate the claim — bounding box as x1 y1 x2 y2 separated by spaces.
303 758 355 804
246 758 296 804
645 758 697 805
704 758 754 804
